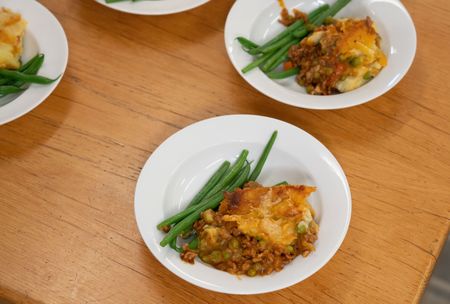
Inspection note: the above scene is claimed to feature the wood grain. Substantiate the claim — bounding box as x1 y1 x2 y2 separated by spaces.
1 0 449 303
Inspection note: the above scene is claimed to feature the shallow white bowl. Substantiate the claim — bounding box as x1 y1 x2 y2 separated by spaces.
95 0 210 15
224 0 416 109
0 0 68 125
134 115 352 294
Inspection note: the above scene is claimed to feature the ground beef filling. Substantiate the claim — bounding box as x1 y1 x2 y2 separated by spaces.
289 28 344 95
181 209 318 276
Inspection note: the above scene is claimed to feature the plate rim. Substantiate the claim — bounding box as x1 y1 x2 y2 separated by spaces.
94 0 210 16
134 114 352 294
224 0 417 110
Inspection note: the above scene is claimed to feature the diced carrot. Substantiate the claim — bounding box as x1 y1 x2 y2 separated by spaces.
283 61 294 70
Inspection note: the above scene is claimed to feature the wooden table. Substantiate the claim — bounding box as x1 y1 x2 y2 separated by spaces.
1 0 449 303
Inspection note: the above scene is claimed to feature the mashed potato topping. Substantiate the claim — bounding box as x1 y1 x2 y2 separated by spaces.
0 7 27 69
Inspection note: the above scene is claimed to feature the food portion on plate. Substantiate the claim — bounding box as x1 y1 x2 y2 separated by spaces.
157 131 319 277
237 0 388 95
96 0 210 15
188 184 318 276
290 17 387 95
0 7 58 100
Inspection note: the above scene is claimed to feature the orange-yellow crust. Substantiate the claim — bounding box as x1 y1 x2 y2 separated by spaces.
219 185 316 246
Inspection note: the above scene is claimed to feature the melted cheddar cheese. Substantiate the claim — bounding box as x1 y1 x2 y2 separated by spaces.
334 18 387 92
219 185 316 246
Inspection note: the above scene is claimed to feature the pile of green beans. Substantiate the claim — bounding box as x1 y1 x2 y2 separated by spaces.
158 131 278 251
0 54 59 98
237 0 351 79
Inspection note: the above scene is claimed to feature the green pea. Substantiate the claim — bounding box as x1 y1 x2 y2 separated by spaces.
229 238 240 249
253 263 262 271
223 251 231 261
363 71 373 80
297 222 307 234
324 67 333 75
286 245 295 254
349 56 363 67
201 254 211 264
247 268 257 277
210 251 223 264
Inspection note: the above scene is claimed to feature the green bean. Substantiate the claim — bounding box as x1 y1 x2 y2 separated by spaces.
241 51 275 74
274 181 288 186
0 69 58 85
236 37 259 51
263 53 289 73
260 34 293 55
248 4 329 55
313 0 351 26
159 193 223 247
22 55 45 75
169 238 183 253
267 67 299 79
180 229 193 239
186 161 230 208
261 39 300 72
19 54 44 72
0 77 11 86
160 164 250 247
227 161 251 192
244 5 330 75
0 54 44 86
248 20 303 55
157 151 248 229
248 131 278 182
160 194 220 247
188 237 199 250
0 85 25 95
292 11 323 38
203 149 249 197
157 201 203 230
291 0 351 38
10 55 46 88
292 27 310 38
0 54 43 86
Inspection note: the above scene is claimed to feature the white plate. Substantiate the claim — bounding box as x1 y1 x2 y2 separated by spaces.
0 0 68 125
135 115 351 294
224 0 416 110
95 0 210 15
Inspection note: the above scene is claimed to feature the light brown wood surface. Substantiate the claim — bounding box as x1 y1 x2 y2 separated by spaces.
0 0 449 303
